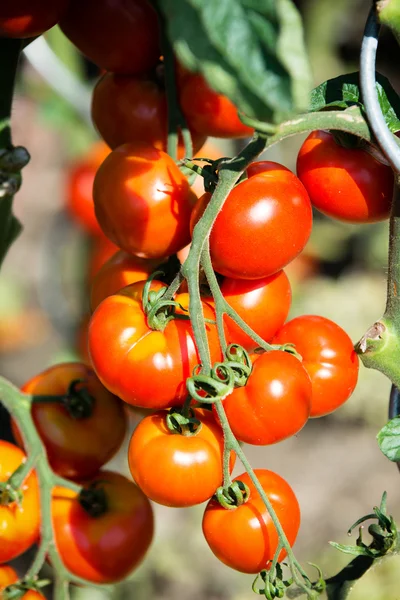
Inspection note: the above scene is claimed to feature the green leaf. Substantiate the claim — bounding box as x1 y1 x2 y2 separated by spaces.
377 416 400 461
310 72 400 132
159 0 312 124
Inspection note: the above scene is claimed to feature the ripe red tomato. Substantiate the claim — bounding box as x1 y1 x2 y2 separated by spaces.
217 351 311 445
91 72 207 156
191 162 312 279
128 408 235 507
87 237 120 283
179 73 254 139
93 144 197 259
90 250 162 311
15 363 126 480
0 0 68 38
220 270 292 351
52 471 154 583
65 142 110 236
272 315 359 417
202 469 300 573
0 441 40 563
296 130 394 222
59 0 160 75
88 281 221 409
75 315 91 365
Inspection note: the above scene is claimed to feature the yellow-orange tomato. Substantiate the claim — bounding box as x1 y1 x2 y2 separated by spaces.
16 363 127 479
0 565 18 590
90 250 162 311
88 280 221 409
128 408 235 507
52 471 154 583
0 441 40 563
93 144 197 259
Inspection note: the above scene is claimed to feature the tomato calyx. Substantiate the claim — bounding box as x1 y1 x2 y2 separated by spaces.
32 379 95 420
215 480 250 511
0 481 23 507
165 406 202 437
180 158 219 193
142 272 189 331
3 579 50 600
0 146 30 198
79 481 109 518
252 563 294 600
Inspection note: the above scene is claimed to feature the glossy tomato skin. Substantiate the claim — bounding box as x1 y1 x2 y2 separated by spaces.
179 74 254 138
192 162 312 279
217 351 311 445
59 0 160 75
52 471 154 583
92 73 206 156
90 250 162 311
0 441 40 563
296 131 394 222
128 408 234 507
66 142 110 236
88 281 221 409
203 469 300 573
0 0 68 37
17 363 126 480
221 271 291 351
93 144 196 259
273 315 359 417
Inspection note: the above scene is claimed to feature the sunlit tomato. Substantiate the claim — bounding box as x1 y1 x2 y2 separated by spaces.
0 441 40 563
15 363 126 480
52 471 154 583
296 130 394 222
217 351 311 445
128 408 234 507
202 469 300 573
87 237 120 283
93 144 197 259
272 315 359 417
0 565 18 590
90 250 162 311
65 141 110 236
59 0 160 75
179 73 254 139
0 0 68 38
88 280 221 409
91 72 206 157
191 162 312 279
220 271 291 351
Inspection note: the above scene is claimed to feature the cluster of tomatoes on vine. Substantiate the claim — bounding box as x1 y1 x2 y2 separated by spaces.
0 0 397 598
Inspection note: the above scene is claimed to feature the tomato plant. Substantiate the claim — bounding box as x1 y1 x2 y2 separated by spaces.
52 471 154 583
202 469 300 573
272 315 359 417
128 408 235 507
0 0 69 38
296 130 394 222
93 143 197 259
13 363 127 479
0 441 40 563
59 0 160 75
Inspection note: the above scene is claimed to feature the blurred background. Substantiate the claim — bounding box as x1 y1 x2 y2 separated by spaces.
2 0 400 598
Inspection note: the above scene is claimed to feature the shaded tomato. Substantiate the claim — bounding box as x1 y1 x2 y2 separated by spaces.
217 351 311 445
220 270 292 351
0 441 40 563
87 237 120 283
52 471 154 583
59 0 160 75
202 469 300 573
296 130 394 222
179 73 254 139
93 144 196 259
128 408 235 507
15 363 126 480
88 280 221 409
75 314 91 365
272 315 359 417
91 72 206 156
191 162 312 279
65 141 110 236
0 0 68 38
90 250 162 311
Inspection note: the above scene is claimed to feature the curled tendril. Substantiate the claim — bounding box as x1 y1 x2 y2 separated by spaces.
187 363 236 403
252 564 293 600
224 344 252 387
166 407 202 437
215 480 250 510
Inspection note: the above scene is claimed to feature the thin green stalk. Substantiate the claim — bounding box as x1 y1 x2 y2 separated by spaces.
7 449 40 490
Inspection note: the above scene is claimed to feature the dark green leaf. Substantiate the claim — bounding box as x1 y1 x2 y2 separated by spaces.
158 0 312 124
377 416 400 461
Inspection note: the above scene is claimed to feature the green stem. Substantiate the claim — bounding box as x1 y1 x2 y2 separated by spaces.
7 448 40 490
385 177 400 319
